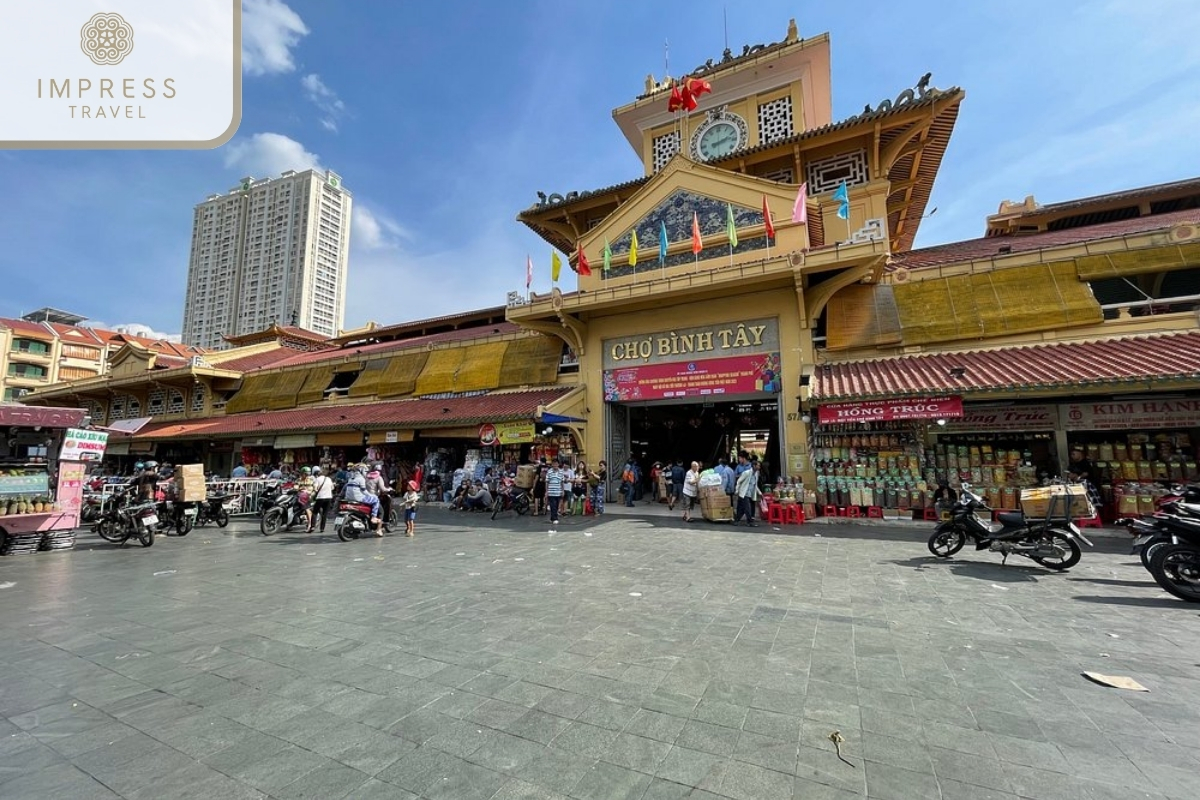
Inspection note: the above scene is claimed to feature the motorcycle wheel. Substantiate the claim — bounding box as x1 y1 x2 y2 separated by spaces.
1141 536 1172 571
95 518 124 543
137 525 155 547
515 494 530 516
1148 544 1200 603
336 521 357 542
927 527 965 558
261 507 284 536
491 495 503 520
177 514 193 536
1029 532 1082 571
216 508 229 528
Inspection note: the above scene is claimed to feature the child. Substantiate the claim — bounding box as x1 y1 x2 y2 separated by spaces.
401 479 421 537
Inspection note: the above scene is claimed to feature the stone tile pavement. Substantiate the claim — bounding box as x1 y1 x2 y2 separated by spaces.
1 509 1198 799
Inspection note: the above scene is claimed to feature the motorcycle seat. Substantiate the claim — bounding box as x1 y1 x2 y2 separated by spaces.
996 511 1026 528
1176 502 1200 517
340 502 373 514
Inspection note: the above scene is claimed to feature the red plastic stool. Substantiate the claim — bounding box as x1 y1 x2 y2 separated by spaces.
1077 515 1103 529
822 505 837 517
923 507 939 521
836 507 850 517
784 504 804 524
767 503 785 525
846 506 862 518
868 506 885 519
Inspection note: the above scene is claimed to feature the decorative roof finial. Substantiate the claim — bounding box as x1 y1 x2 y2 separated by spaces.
786 18 799 43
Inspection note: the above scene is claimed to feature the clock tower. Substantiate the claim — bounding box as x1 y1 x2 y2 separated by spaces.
612 19 833 175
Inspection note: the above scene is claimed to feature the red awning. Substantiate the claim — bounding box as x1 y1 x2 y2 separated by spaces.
0 405 88 429
812 331 1200 402
129 387 573 441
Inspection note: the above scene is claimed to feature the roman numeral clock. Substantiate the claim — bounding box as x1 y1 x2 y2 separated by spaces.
690 106 749 161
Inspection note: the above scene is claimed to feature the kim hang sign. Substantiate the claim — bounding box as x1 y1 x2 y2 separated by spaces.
817 396 964 424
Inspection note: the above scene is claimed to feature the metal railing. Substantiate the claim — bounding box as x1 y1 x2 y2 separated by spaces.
92 478 276 517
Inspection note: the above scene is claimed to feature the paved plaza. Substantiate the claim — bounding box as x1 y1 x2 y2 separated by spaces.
1 510 1199 800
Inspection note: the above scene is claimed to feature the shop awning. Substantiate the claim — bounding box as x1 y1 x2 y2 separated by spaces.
811 330 1200 402
126 386 574 441
0 405 88 428
538 412 585 425
105 416 153 434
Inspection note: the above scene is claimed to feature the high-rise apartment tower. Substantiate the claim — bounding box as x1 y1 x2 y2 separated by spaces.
181 168 352 349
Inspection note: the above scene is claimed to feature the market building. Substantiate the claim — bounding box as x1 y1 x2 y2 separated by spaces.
15 19 1200 522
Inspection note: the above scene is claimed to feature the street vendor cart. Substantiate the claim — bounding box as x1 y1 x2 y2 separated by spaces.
0 405 105 555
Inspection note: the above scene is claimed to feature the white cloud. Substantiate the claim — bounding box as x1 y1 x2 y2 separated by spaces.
242 0 309 77
222 132 323 176
301 73 346 132
351 205 410 250
83 321 182 343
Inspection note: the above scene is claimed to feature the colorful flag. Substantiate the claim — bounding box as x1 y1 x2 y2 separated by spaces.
691 212 702 255
726 203 738 248
525 254 532 289
681 76 712 110
667 83 686 113
762 195 775 239
628 229 639 266
659 221 668 265
791 182 808 224
602 238 611 273
576 242 592 276
832 180 850 220
551 249 562 282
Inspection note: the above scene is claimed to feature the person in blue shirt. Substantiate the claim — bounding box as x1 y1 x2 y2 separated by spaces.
231 463 248 478
716 457 736 507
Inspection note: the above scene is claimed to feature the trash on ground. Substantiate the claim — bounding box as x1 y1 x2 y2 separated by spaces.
1082 672 1149 692
152 570 177 576
828 730 854 767
990 584 1010 591
353 558 364 562
628 592 642 597
0 581 15 589
1106 633 1120 638
373 555 385 561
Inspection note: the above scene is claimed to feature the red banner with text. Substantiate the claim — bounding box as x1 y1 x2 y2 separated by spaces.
603 352 781 402
818 395 964 424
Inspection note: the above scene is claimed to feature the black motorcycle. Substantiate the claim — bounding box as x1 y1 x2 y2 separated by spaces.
261 487 304 535
155 489 194 536
93 490 157 547
491 479 531 519
193 493 233 528
927 482 1091 571
1133 504 1200 603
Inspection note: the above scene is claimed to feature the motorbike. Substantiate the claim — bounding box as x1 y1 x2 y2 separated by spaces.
927 482 1092 571
93 490 157 547
155 486 194 536
1125 486 1200 569
335 497 381 541
261 487 304 535
193 492 233 528
1132 503 1200 603
491 478 531 519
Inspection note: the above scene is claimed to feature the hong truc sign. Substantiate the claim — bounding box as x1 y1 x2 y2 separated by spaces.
817 396 964 424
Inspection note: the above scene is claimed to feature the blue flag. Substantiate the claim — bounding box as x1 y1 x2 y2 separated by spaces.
832 180 850 220
659 221 668 265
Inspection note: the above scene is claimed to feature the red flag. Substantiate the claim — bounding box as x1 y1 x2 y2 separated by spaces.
691 212 702 255
667 84 685 113
683 76 712 101
762 195 775 239
576 242 592 276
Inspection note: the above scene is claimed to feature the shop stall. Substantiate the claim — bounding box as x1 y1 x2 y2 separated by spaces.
0 406 101 555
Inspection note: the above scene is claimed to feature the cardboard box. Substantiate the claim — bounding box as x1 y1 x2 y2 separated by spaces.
1019 484 1092 519
178 463 206 502
700 498 734 522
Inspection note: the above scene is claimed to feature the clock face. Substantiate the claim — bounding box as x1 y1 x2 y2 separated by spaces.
698 121 740 160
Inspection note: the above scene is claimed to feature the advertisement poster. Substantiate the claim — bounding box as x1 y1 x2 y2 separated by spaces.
479 421 536 445
603 352 781 402
56 461 87 519
818 395 964 424
60 428 108 461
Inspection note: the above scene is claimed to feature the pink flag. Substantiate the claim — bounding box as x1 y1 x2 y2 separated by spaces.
526 254 532 288
791 182 808 224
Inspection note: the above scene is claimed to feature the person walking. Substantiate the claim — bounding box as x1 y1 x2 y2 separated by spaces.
401 479 420 537
682 460 700 522
717 457 736 509
668 459 685 511
309 466 334 533
573 461 589 516
590 460 607 515
546 458 566 532
734 461 760 527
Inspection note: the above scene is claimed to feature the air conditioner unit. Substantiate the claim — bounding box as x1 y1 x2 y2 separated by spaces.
1169 223 1200 243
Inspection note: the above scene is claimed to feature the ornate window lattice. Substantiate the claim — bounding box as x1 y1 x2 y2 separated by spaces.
167 389 185 414
757 96 794 145
83 399 105 426
147 388 166 415
760 167 795 184
805 149 869 195
191 384 206 412
110 395 126 420
652 131 680 172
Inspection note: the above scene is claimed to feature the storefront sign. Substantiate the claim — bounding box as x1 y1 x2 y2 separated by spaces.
60 428 108 462
0 474 50 495
479 421 536 445
942 403 1057 433
604 352 781 402
0 406 87 428
601 318 779 369
1063 398 1200 431
385 431 399 443
818 395 964 424
274 434 317 449
56 462 86 519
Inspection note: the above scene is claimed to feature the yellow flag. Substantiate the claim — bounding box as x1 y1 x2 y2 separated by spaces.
628 229 639 266
551 249 562 282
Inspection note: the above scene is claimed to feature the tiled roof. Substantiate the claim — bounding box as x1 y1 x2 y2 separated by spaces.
0 318 55 340
269 323 525 369
133 386 572 440
897 207 1200 270
811 331 1200 402
331 306 509 344
1018 176 1200 217
45 323 104 345
208 348 299 372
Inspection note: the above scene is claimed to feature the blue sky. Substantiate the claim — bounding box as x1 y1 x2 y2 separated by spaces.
2 0 1199 340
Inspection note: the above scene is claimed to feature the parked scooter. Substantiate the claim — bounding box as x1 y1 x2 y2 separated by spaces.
93 490 157 547
193 492 233 528
927 482 1092 570
491 477 531 519
1124 499 1200 603
261 487 304 535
